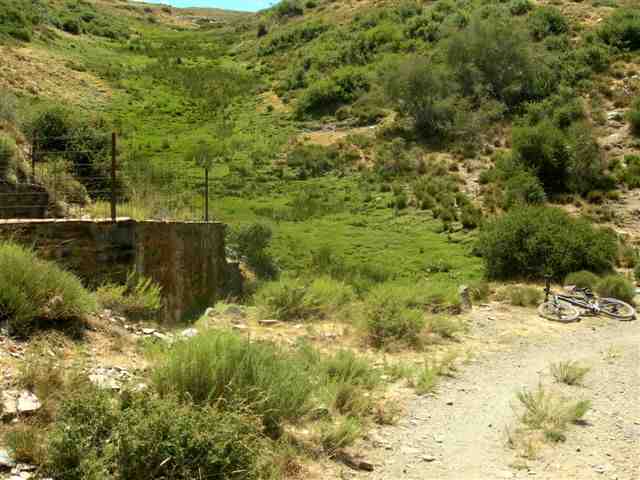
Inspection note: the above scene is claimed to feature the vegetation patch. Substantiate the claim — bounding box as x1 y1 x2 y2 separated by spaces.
0 242 96 338
550 361 590 386
479 206 618 280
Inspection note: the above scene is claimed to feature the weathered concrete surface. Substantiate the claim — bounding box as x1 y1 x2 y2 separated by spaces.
0 219 241 323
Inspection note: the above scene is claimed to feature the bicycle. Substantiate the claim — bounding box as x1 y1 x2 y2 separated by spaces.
538 276 636 323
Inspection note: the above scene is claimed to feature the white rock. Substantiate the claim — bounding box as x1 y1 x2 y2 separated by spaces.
181 328 198 338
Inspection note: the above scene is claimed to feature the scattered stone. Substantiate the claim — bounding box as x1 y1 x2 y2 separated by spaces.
1 390 41 419
258 319 280 326
142 328 156 335
459 285 471 310
446 400 454 406
435 436 444 444
333 449 374 472
232 324 249 331
89 373 120 390
0 449 15 470
224 305 246 319
181 328 198 338
422 455 437 462
205 307 216 317
152 332 172 343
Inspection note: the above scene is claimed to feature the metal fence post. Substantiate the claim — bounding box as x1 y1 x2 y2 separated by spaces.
204 167 209 222
111 132 117 222
31 134 36 183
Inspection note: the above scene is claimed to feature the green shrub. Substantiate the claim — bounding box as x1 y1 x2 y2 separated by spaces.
468 280 490 302
565 271 600 290
153 330 313 436
273 0 304 18
596 274 635 304
254 277 320 321
479 206 617 280
44 387 273 480
509 0 533 16
363 287 426 349
528 6 569 41
628 98 640 136
96 272 162 320
62 18 81 35
229 223 278 279
598 8 640 51
320 350 380 389
296 67 370 118
384 57 460 139
307 276 355 311
500 286 543 307
502 170 546 208
512 120 607 195
0 242 96 337
460 204 483 229
550 361 590 386
511 121 569 194
446 15 550 108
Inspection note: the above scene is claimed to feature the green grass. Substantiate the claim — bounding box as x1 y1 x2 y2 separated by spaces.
550 361 590 386
152 330 313 436
0 242 96 338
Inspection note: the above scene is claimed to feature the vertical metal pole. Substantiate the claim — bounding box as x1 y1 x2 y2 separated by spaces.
31 134 36 183
111 132 117 222
204 167 209 222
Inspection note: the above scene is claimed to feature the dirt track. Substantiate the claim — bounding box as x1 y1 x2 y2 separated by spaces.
345 304 640 480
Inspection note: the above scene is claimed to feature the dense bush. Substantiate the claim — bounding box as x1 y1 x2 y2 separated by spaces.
528 6 569 41
565 271 600 290
0 242 96 337
499 285 543 307
511 120 608 195
384 57 460 139
478 206 618 280
44 387 273 480
26 106 112 182
273 0 304 18
296 67 370 117
598 8 640 51
364 286 425 349
260 21 328 55
509 0 533 16
254 277 320 321
596 274 636 304
502 170 546 208
152 330 313 436
228 223 278 279
446 15 550 108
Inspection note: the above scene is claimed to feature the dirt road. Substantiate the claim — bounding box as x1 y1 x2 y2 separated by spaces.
347 304 640 480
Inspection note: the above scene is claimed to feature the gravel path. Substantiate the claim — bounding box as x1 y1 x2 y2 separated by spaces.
348 307 640 480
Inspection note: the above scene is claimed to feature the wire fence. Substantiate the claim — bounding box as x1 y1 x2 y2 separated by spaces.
0 133 213 222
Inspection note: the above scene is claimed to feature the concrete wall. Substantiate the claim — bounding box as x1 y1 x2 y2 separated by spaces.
0 181 49 219
0 219 241 323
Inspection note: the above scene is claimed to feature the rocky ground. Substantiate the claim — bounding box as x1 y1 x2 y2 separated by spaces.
1 300 638 480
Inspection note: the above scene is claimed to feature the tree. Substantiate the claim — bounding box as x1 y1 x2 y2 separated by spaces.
384 56 460 139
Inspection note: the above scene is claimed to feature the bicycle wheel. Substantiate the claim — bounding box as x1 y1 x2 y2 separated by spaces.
599 298 636 321
538 300 581 323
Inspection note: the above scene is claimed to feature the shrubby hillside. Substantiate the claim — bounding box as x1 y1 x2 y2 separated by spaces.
1 0 640 477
